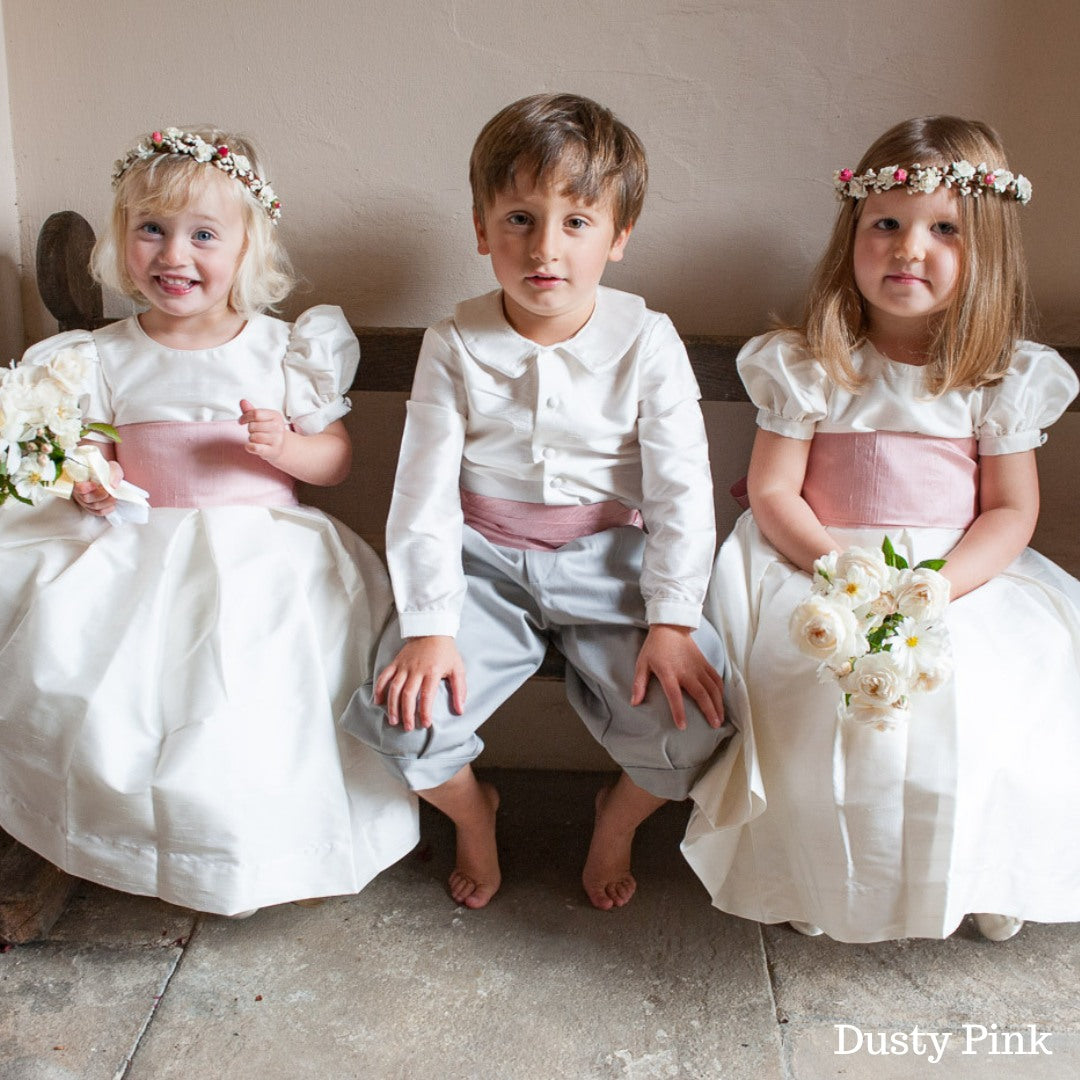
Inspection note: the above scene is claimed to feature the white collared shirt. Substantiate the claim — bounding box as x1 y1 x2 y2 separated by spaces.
388 286 716 637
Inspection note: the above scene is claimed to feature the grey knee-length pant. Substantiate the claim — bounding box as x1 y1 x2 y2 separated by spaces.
341 525 732 800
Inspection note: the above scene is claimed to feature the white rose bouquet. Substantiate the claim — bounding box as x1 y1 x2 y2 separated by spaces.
789 537 953 730
1 349 148 521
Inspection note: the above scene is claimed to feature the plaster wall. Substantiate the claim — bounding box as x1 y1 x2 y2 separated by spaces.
0 0 22 360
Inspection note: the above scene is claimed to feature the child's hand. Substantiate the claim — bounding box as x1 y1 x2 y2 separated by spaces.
239 398 288 464
631 624 725 731
374 635 467 732
73 460 124 517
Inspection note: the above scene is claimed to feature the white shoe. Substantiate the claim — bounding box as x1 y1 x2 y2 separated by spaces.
973 913 1024 941
789 920 825 937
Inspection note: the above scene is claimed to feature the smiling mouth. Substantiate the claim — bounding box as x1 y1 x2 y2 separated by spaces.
155 275 198 293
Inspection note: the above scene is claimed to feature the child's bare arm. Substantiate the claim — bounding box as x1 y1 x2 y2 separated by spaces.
748 428 844 572
631 625 725 731
238 400 352 486
937 449 1039 599
374 635 467 732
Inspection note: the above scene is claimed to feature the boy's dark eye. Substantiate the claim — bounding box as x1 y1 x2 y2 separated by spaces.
566 217 588 230
507 213 530 226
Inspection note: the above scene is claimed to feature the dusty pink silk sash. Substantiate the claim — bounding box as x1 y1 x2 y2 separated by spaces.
801 431 978 529
116 421 299 508
461 488 643 551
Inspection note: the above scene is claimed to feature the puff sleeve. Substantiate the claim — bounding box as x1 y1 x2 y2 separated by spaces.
20 329 109 426
282 306 360 435
737 330 829 440
975 342 1078 456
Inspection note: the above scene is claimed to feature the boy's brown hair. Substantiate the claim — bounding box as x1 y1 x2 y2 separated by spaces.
469 93 647 234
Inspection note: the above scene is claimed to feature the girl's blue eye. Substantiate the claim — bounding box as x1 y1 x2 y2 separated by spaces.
193 229 214 242
140 222 163 236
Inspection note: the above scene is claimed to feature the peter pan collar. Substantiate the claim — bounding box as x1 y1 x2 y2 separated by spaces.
453 286 648 377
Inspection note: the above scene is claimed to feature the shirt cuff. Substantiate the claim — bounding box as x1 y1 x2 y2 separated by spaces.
398 609 461 638
645 598 702 629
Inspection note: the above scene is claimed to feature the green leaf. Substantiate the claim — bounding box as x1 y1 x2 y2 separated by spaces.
915 558 946 571
881 535 897 566
83 422 121 443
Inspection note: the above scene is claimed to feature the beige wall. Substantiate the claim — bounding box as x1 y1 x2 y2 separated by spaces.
2 0 1079 346
0 0 22 360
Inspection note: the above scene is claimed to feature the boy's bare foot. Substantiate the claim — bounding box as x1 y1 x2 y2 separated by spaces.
582 787 638 910
447 781 501 909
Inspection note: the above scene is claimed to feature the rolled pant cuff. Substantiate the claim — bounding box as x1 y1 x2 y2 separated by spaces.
391 752 483 793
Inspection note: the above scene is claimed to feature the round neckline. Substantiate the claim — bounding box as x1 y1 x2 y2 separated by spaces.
865 339 930 373
131 312 256 352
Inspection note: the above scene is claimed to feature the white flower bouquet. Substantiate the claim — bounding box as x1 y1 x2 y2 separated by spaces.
789 537 953 730
1 348 148 521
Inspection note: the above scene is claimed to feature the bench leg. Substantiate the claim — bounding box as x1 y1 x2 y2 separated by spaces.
0 831 78 944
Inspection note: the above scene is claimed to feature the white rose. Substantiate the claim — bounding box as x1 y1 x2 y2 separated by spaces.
846 695 910 732
951 160 977 180
839 651 909 704
43 347 90 396
232 153 252 174
192 140 214 163
837 546 890 584
991 169 1014 193
1015 175 1032 202
789 595 865 664
895 568 950 620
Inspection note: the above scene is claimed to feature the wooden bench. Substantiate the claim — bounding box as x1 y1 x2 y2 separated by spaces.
5 209 1079 942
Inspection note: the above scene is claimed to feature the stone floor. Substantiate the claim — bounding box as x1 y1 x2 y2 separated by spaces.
2 769 1078 1080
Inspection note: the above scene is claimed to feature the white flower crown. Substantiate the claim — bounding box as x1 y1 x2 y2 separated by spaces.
834 160 1032 205
112 128 282 223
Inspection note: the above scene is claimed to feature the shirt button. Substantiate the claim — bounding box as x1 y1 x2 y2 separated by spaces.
546 396 560 409
542 447 556 460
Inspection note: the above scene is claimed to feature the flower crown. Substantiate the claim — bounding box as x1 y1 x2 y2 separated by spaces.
834 160 1032 205
112 128 282 223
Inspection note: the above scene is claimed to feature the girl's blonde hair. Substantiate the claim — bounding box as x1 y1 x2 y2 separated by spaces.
801 115 1030 393
91 128 295 316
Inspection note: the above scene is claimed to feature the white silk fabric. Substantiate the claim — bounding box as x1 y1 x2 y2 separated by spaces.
683 332 1080 941
0 308 417 915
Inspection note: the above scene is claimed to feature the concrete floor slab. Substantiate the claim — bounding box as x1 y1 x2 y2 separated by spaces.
763 918 1080 1077
0 942 180 1080
126 771 784 1080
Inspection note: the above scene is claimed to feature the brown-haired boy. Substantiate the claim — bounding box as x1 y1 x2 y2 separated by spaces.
342 93 730 910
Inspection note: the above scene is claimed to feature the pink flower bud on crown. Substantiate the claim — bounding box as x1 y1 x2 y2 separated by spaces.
111 129 283 223
838 168 854 182
893 168 908 183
